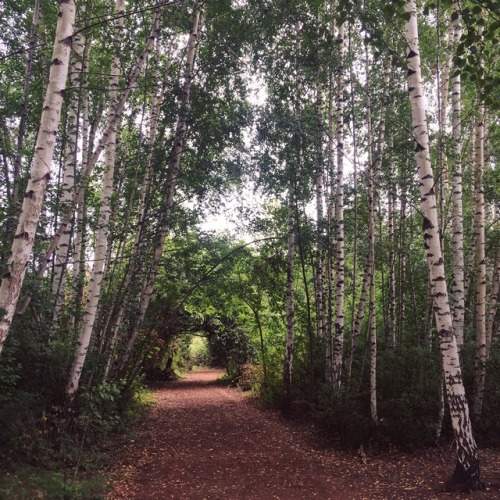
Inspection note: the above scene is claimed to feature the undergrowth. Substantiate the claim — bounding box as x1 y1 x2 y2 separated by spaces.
0 383 156 499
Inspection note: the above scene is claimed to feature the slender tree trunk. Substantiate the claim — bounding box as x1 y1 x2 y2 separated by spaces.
347 46 374 383
449 1 465 349
332 23 345 388
486 249 500 358
53 9 87 318
397 185 407 343
436 16 453 232
472 105 486 425
103 41 166 381
315 83 325 340
14 9 162 316
348 23 359 359
70 90 96 331
66 0 125 396
368 61 388 422
387 135 396 348
0 0 76 354
119 8 201 371
325 49 336 379
404 1 482 490
283 182 296 412
12 0 41 202
296 214 315 392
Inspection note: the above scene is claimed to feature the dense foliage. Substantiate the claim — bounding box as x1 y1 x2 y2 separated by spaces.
0 0 498 492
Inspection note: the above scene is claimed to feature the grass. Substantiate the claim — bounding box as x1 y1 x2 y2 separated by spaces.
0 387 157 499
0 466 105 499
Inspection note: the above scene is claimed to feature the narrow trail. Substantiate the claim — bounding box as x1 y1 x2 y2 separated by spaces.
106 369 500 499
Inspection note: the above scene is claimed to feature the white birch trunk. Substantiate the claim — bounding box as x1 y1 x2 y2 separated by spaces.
449 2 465 348
119 8 201 370
436 20 453 226
53 10 86 318
332 23 345 388
472 106 486 424
66 0 125 396
103 41 166 382
0 0 76 353
486 250 500 358
14 8 162 316
69 39 91 331
315 82 325 340
325 55 336 377
368 72 387 423
387 135 396 348
404 1 482 489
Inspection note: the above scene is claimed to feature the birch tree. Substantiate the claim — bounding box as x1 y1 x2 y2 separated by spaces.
404 1 483 490
283 181 296 411
472 105 486 425
66 0 126 396
331 22 345 388
52 5 87 318
0 0 76 354
449 1 465 349
119 6 201 370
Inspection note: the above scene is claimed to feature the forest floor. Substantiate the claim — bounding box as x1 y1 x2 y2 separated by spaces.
105 369 500 499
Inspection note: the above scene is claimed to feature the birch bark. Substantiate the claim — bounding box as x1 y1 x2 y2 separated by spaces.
66 0 125 396
103 41 166 381
332 23 345 388
119 8 201 370
404 1 482 490
472 106 486 424
0 0 76 354
450 1 465 348
315 83 325 341
14 9 161 315
53 8 87 318
387 135 396 348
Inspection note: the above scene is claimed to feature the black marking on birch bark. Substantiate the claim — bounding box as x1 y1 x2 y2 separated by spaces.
423 216 434 230
407 69 416 77
14 232 30 240
434 292 446 298
433 275 446 281
3 272 11 279
407 50 418 59
24 190 35 199
415 142 426 152
422 173 433 180
408 86 415 93
52 58 63 65
61 36 72 47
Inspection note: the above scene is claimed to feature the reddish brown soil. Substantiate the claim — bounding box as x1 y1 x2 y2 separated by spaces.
106 369 500 499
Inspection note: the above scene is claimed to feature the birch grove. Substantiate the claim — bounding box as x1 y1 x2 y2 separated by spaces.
0 0 497 491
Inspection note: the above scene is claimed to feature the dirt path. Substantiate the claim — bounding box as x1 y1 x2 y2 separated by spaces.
106 369 499 499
